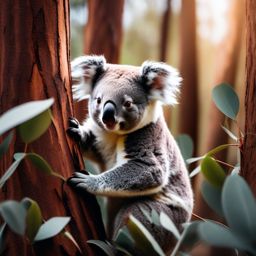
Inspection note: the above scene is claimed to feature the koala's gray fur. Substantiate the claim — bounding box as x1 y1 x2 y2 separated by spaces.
68 55 193 254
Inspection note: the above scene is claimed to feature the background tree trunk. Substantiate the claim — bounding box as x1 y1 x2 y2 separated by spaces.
74 0 124 122
179 0 198 154
241 0 256 194
0 1 105 255
159 0 171 63
84 0 124 63
194 0 244 219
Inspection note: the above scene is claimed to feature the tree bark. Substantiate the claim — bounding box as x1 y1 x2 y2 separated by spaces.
0 1 105 255
84 0 124 64
179 0 198 154
241 0 256 195
160 0 171 62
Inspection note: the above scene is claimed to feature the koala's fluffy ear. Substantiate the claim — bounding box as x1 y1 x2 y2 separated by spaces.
141 61 182 105
71 55 106 101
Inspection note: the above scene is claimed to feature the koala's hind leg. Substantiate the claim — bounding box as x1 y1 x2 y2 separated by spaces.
113 199 189 254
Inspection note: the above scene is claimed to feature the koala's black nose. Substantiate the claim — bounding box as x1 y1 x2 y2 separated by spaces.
102 102 116 127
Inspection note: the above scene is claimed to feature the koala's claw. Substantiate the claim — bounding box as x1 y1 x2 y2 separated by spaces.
67 127 82 142
68 117 79 128
68 172 96 193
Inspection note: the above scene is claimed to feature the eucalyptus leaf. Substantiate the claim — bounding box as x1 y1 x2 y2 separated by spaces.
221 125 237 141
0 132 13 158
189 166 200 178
22 198 42 242
139 207 152 223
200 156 226 188
18 109 52 144
180 221 201 248
159 212 180 239
0 201 26 235
87 240 115 256
222 175 256 240
176 134 194 161
0 99 54 136
201 181 223 217
34 217 70 241
0 153 26 188
127 215 165 256
198 221 256 254
64 231 82 254
114 227 135 254
186 156 204 165
151 209 161 226
212 83 239 120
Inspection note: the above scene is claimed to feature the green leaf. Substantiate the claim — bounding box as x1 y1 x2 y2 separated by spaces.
198 221 256 254
0 153 26 188
0 223 6 254
180 221 201 248
159 212 180 239
201 181 223 217
206 144 235 157
139 207 152 223
212 83 239 120
114 227 135 254
221 125 237 141
87 240 115 256
176 134 194 161
186 156 204 165
200 156 226 188
64 231 82 254
21 198 42 242
0 201 26 235
127 215 165 256
151 209 160 226
0 132 13 158
189 166 200 178
0 99 54 136
34 217 70 241
18 109 52 144
222 175 256 240
14 153 65 181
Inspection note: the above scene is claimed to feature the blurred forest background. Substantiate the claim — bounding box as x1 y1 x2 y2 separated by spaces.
70 0 245 223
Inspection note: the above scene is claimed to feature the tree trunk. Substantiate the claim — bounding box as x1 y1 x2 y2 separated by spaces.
84 0 124 63
179 0 198 154
74 0 124 122
194 0 244 218
0 1 105 255
241 0 256 194
159 0 171 62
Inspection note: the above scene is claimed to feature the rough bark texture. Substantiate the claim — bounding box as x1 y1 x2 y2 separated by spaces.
84 0 124 63
241 0 256 194
74 0 124 122
179 0 198 153
0 1 105 255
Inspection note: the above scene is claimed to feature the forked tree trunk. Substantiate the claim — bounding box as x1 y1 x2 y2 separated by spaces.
179 0 198 153
0 1 105 255
74 0 124 122
241 0 256 194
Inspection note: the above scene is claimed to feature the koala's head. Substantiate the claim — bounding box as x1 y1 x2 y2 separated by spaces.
72 55 181 134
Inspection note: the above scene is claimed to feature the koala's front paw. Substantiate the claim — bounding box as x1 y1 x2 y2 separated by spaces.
68 172 98 194
67 117 86 142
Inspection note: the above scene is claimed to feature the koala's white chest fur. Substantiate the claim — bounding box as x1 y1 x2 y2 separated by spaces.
94 129 127 171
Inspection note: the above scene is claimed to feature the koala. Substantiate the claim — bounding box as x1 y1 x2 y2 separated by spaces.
67 55 193 254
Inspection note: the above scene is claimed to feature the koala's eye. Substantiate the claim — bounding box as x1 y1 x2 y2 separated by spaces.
124 100 132 108
96 97 101 104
